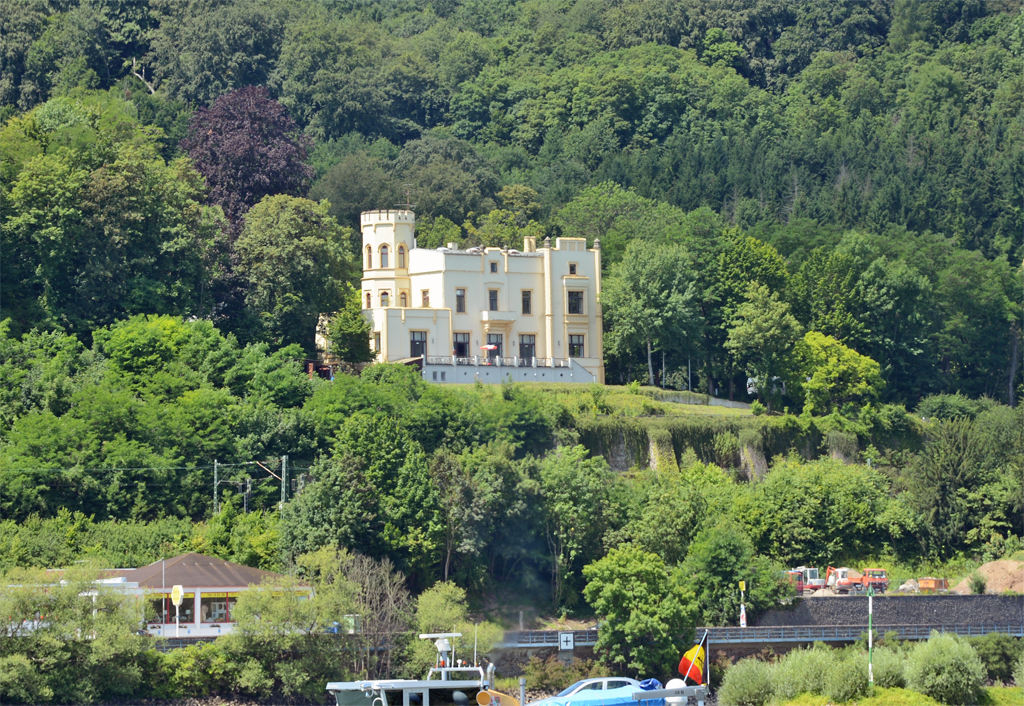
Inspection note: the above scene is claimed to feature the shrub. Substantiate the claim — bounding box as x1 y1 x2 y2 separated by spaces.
772 645 834 700
905 632 985 705
718 658 773 706
968 572 987 595
523 656 600 692
1013 653 1024 687
872 646 906 689
750 400 766 416
824 654 868 703
967 633 1023 682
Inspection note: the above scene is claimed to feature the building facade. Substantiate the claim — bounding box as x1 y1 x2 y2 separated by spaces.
359 209 604 384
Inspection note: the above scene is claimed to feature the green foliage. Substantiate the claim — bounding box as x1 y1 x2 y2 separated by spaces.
1013 653 1024 690
0 565 155 704
969 572 987 595
582 546 695 678
523 656 602 693
966 634 1023 683
725 284 802 410
905 632 985 705
873 646 907 689
679 519 792 627
791 332 884 414
236 195 355 353
771 645 835 701
718 657 774 706
750 400 766 416
823 654 869 703
326 285 374 363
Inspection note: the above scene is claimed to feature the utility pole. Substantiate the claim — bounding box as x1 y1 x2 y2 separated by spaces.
213 459 219 513
867 586 875 686
280 455 288 507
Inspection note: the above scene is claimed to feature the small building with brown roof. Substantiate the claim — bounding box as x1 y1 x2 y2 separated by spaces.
103 552 300 638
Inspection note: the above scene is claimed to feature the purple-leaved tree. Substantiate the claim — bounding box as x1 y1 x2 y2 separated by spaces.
181 86 314 225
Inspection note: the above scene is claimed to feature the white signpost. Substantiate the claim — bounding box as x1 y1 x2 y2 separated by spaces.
171 585 184 638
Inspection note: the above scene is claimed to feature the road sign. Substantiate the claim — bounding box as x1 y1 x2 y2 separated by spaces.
171 585 184 607
739 581 746 592
559 632 575 651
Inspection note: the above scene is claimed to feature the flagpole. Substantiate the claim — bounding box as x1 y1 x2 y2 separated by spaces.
680 629 709 686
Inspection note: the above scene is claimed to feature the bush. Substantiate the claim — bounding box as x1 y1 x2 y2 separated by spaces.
750 400 766 416
718 658 774 706
1013 653 1024 687
967 633 1023 682
871 646 906 689
968 572 987 595
824 654 868 703
523 656 601 692
905 632 985 705
772 646 833 700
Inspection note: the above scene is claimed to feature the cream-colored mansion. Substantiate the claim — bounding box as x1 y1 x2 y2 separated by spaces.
358 209 604 384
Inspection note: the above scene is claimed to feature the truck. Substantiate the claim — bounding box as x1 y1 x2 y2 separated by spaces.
793 566 825 594
825 567 889 594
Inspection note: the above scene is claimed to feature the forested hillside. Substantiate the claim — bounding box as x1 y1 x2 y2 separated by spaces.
1 0 1024 623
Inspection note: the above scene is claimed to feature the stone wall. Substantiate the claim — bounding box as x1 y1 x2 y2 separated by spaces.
756 595 1024 627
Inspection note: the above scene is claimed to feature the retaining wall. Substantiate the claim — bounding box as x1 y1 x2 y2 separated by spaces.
756 595 1024 628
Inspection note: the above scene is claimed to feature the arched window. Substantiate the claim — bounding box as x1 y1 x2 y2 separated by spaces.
398 246 406 268
365 292 371 308
381 291 390 307
400 292 407 307
381 245 389 268
365 246 372 269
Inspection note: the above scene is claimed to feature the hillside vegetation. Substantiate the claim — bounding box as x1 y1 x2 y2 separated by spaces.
1 0 1023 700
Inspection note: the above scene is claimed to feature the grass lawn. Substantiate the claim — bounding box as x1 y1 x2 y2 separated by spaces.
780 686 1021 705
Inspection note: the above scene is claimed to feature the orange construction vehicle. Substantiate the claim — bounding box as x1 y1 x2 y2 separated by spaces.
825 566 888 594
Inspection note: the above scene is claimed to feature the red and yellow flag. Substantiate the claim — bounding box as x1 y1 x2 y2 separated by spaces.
678 642 706 685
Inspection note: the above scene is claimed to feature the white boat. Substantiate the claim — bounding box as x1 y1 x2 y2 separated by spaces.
327 633 498 706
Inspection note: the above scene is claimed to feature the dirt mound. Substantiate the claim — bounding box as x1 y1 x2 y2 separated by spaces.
951 560 1024 594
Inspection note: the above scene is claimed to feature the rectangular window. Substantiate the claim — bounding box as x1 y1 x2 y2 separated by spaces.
489 290 498 311
150 593 195 625
453 333 469 357
201 592 236 623
432 371 437 381
440 371 446 381
410 331 427 357
519 334 536 361
374 332 381 352
421 290 430 307
490 261 498 273
569 263 577 275
456 289 466 313
487 333 502 359
569 335 584 358
522 290 532 314
567 290 583 314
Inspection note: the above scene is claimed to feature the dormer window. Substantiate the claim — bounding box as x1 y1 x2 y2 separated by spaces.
398 246 406 268
381 246 389 268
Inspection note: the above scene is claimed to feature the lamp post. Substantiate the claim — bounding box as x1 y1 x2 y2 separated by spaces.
867 586 875 687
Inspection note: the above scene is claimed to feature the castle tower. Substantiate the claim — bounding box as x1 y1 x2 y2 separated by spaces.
360 209 415 310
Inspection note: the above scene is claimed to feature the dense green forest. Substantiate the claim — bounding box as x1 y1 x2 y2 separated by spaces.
1 2 1024 698
1 0 1024 671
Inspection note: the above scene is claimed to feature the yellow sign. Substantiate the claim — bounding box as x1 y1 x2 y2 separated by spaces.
201 592 238 598
171 585 184 607
739 581 746 592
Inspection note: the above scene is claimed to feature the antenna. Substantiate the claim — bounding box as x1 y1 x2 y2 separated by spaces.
396 184 417 211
